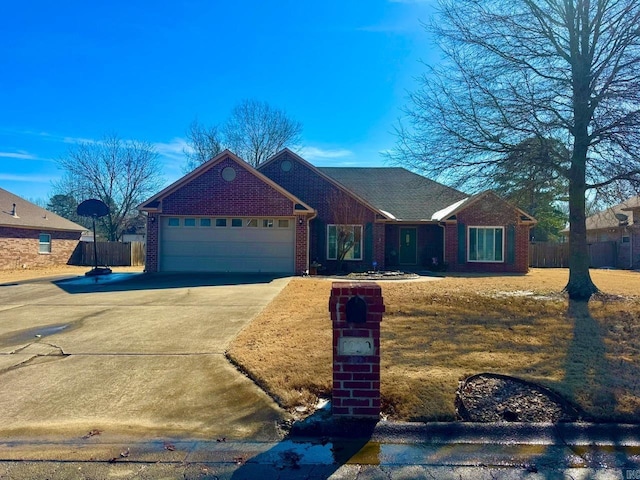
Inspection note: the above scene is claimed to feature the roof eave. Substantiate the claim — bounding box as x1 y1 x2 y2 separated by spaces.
138 149 315 215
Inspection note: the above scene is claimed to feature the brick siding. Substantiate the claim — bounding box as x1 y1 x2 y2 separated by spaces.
145 155 308 273
444 195 531 273
0 227 80 270
260 152 386 271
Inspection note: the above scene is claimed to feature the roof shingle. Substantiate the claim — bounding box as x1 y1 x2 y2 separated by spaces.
318 167 468 221
0 187 86 232
585 195 640 230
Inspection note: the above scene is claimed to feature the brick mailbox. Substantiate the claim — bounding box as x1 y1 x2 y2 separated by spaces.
329 282 384 418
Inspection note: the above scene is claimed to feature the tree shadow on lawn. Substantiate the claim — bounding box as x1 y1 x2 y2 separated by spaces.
560 299 623 420
52 272 289 294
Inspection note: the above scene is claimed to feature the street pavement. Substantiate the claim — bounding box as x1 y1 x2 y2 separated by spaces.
0 421 639 479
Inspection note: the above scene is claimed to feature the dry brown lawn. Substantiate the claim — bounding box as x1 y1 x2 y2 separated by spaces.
227 269 640 423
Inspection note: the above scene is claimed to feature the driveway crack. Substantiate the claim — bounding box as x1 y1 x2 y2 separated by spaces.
0 341 70 375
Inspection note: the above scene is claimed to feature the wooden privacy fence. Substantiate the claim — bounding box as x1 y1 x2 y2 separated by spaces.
529 241 616 268
69 241 146 267
529 242 569 268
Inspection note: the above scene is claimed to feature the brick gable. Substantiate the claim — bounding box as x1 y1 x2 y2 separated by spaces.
162 157 296 217
260 151 385 271
444 193 532 273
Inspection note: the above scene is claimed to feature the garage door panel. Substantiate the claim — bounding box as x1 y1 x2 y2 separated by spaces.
159 217 295 273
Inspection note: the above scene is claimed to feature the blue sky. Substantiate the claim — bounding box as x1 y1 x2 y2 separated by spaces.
1 0 437 203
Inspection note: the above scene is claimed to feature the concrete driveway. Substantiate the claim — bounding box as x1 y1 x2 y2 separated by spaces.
0 273 291 441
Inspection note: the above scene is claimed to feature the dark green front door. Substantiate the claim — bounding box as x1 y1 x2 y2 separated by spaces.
399 227 417 265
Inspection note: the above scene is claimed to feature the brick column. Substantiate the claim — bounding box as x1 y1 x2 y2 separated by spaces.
329 282 384 418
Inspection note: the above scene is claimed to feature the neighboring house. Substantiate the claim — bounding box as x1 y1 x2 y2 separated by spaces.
0 187 86 270
139 149 536 274
573 196 640 269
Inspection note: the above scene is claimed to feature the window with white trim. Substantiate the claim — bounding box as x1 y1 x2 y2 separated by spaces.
231 218 243 227
468 227 504 262
167 218 179 227
278 219 290 228
215 218 227 227
262 219 274 228
39 233 51 254
200 218 212 227
246 219 258 227
184 218 196 227
327 225 363 261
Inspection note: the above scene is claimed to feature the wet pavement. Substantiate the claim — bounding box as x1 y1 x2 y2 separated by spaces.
1 421 639 479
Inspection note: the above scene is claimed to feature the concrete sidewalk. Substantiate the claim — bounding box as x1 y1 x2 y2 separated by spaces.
1 422 639 479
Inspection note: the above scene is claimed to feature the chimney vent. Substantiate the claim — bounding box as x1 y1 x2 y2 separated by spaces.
11 203 18 218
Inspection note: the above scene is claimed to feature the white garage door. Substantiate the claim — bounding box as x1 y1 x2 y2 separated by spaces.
160 216 295 273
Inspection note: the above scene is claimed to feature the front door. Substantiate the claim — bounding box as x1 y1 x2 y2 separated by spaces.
399 227 417 265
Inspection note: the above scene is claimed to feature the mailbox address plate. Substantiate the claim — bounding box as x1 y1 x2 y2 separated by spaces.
338 336 374 356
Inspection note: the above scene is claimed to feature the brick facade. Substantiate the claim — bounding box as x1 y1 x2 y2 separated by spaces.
144 155 311 274
0 227 80 270
141 151 534 275
260 151 385 272
444 194 531 273
145 213 160 273
329 282 384 418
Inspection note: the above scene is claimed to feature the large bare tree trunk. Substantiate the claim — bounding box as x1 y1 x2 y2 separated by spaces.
566 165 597 299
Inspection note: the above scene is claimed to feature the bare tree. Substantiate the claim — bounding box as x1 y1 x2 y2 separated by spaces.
182 119 224 173
54 134 164 241
326 190 370 272
223 99 303 167
390 0 640 299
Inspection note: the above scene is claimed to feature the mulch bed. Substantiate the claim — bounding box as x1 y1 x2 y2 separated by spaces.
456 373 581 423
344 271 421 281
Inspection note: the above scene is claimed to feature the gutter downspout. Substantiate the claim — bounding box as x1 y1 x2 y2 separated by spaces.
438 222 446 266
306 212 317 275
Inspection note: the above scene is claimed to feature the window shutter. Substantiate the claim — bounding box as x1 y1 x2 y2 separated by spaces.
457 222 466 264
506 224 516 264
364 223 373 262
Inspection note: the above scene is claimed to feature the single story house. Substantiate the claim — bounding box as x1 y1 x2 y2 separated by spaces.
139 149 536 274
576 195 640 269
0 187 86 270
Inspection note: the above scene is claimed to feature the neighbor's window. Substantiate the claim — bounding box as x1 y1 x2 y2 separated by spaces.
468 227 504 262
168 218 180 227
231 218 243 227
184 218 196 227
200 218 212 227
327 225 363 261
39 233 51 254
215 218 227 227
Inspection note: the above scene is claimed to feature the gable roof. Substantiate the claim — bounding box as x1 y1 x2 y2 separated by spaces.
318 167 468 221
431 190 537 224
0 187 85 232
138 150 314 214
584 195 640 230
261 149 392 219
